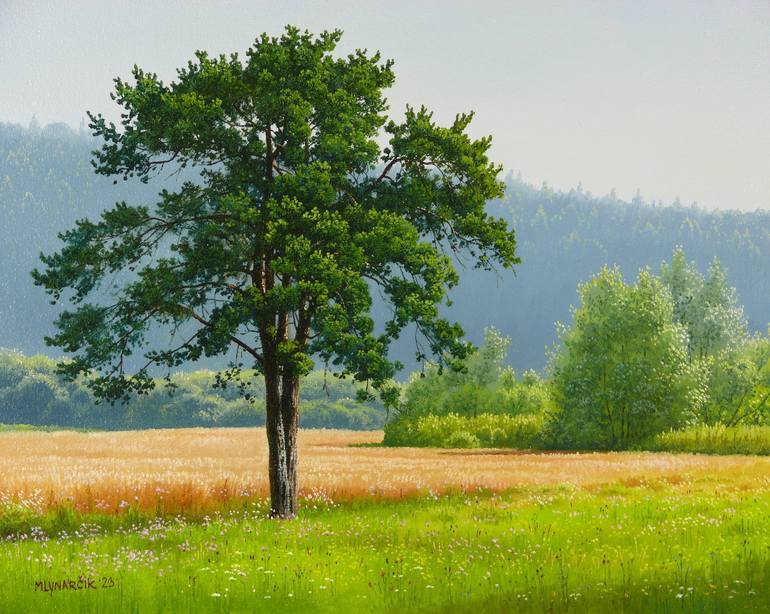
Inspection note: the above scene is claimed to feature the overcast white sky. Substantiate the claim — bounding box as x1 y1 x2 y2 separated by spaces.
1 0 769 211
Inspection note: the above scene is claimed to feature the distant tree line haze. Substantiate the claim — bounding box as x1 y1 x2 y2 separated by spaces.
0 353 386 431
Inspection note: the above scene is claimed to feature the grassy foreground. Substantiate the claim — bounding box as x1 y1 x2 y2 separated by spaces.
2 482 770 613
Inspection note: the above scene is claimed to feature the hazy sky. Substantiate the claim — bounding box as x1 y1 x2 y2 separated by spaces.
1 0 769 211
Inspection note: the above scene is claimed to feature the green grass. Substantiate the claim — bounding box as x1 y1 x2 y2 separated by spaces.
2 484 770 613
647 423 770 455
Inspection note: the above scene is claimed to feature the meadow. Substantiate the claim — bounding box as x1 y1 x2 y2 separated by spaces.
3 428 770 612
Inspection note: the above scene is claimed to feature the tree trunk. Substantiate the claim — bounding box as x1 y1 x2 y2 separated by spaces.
280 370 300 514
264 366 300 519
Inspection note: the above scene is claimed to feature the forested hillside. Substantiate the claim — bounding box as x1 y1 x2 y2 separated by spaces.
477 181 770 370
2 121 769 373
0 122 160 357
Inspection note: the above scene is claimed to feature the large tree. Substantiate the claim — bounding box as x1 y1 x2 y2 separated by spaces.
32 27 518 518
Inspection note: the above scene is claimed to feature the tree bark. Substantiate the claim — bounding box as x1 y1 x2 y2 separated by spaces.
264 365 300 519
280 370 300 513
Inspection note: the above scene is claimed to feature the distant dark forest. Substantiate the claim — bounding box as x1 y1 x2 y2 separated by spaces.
2 121 769 373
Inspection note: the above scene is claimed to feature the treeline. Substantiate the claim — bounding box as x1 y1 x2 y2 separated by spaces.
0 351 386 430
0 122 161 361
2 121 770 373
385 249 770 450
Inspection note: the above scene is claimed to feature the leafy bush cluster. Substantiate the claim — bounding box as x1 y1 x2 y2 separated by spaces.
383 412 543 448
647 424 770 456
384 328 551 448
386 249 769 452
549 250 770 450
0 352 386 430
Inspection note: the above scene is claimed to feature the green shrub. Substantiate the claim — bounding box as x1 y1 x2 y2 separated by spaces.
646 423 770 455
0 502 38 537
0 423 84 432
401 329 553 421
699 335 770 426
444 430 480 448
383 412 544 449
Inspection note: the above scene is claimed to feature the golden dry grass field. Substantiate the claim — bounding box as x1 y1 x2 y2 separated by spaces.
3 427 770 515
